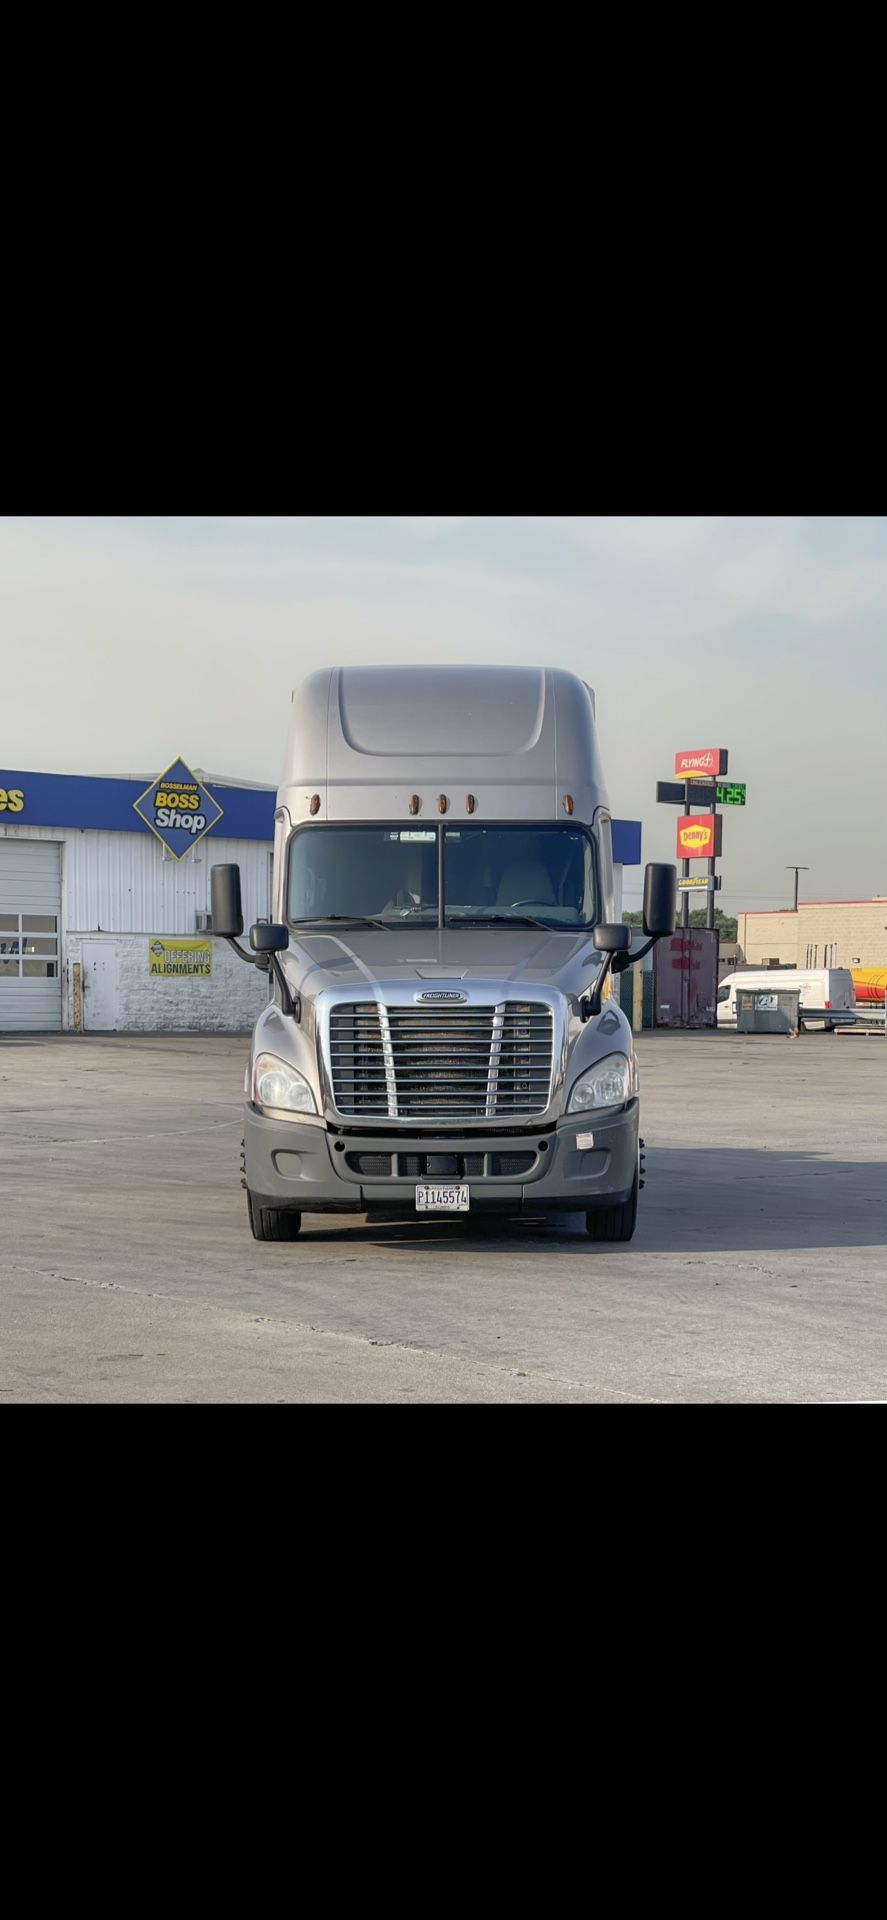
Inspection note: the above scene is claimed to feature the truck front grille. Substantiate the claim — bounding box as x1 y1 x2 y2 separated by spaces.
328 1002 554 1120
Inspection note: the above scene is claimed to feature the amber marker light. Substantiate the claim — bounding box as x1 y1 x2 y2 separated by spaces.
309 795 321 816
563 795 574 815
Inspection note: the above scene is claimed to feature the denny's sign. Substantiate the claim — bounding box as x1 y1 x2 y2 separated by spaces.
676 813 723 860
675 748 728 781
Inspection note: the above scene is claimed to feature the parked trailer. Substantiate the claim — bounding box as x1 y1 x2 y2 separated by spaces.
211 665 676 1244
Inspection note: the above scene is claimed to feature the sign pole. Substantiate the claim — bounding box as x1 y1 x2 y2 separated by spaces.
682 780 691 929
707 790 718 933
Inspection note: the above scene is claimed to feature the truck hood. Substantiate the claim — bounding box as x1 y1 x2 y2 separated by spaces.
283 925 601 998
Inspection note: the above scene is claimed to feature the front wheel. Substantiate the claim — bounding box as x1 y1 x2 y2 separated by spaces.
246 1191 302 1241
585 1167 638 1243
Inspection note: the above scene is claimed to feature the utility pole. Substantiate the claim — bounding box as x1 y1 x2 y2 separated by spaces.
786 865 809 912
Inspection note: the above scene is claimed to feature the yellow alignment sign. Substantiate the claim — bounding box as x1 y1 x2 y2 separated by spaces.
148 938 212 979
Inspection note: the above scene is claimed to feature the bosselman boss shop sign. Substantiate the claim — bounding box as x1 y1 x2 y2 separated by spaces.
133 757 224 858
676 814 723 859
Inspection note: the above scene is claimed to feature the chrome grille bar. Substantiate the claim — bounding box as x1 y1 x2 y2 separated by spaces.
485 1002 507 1117
377 1002 399 1118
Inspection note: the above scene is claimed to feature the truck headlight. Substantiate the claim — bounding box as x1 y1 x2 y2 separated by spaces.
253 1052 316 1114
567 1052 635 1114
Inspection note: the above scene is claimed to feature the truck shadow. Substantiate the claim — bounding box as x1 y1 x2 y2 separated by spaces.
297 1147 887 1254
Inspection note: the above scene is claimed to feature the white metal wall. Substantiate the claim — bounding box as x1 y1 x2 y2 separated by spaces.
0 825 271 934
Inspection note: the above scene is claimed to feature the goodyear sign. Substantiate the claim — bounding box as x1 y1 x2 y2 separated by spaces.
149 938 212 979
134 758 223 858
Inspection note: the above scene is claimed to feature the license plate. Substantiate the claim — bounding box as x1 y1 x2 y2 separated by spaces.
415 1184 470 1212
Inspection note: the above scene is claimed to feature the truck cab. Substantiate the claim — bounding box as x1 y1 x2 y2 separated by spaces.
212 666 674 1243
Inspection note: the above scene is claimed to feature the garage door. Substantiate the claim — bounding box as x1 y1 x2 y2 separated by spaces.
0 840 62 1031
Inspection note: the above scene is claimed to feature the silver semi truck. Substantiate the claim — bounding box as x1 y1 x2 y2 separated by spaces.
211 665 675 1242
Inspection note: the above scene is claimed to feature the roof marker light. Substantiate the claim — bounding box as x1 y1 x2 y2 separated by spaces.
564 795 574 815
466 795 476 813
409 795 421 815
309 795 321 816
438 795 449 814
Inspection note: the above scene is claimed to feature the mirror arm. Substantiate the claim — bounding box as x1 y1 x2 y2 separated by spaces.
224 936 261 968
581 955 614 1022
580 931 668 1021
222 938 299 1019
270 953 300 1021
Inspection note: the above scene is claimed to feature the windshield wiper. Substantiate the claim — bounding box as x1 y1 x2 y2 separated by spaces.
291 915 394 932
449 912 554 931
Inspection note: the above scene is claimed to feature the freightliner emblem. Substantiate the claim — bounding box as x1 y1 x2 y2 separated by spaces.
416 990 468 1003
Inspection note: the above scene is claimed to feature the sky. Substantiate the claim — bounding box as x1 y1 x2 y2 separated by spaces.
2 515 885 910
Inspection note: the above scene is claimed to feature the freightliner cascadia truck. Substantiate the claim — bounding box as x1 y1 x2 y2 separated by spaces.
211 666 675 1243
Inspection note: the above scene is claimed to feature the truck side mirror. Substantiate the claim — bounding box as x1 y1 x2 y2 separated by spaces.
582 922 632 1020
211 864 244 939
593 923 631 954
250 923 289 953
643 863 676 938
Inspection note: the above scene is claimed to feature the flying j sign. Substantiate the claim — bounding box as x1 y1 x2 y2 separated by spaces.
674 748 728 780
676 813 723 859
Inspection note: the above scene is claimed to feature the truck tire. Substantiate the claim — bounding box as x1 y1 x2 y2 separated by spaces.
585 1168 638 1243
246 1191 302 1241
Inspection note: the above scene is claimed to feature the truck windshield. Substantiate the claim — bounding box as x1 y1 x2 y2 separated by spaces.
287 825 597 929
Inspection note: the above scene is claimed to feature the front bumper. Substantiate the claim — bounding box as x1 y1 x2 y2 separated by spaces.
243 1099 640 1215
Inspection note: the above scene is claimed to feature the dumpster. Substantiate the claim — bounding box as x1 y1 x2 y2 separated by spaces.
736 988 801 1035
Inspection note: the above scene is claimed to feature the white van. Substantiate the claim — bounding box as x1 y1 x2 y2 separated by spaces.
717 968 855 1030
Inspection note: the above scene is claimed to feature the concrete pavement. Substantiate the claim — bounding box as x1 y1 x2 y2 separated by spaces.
1 1031 885 1401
